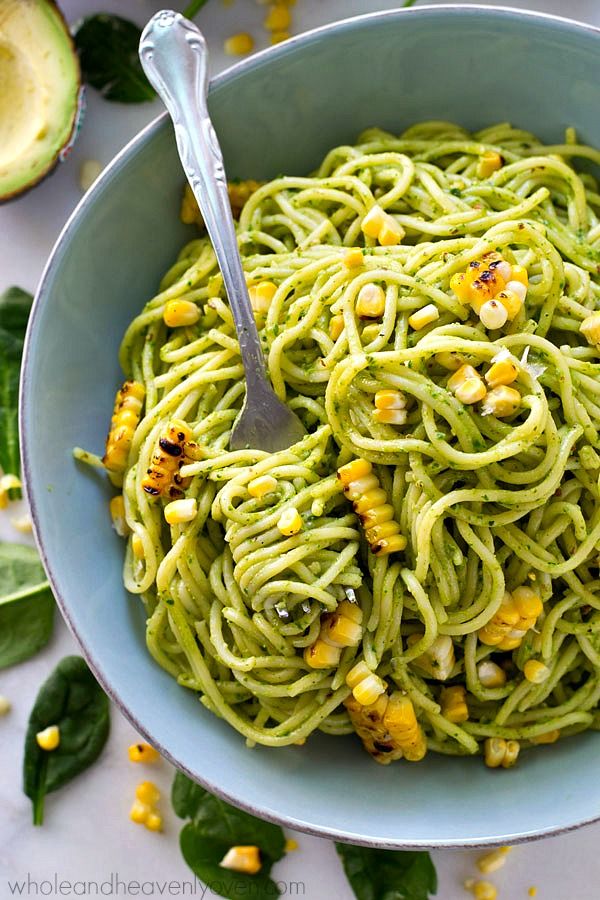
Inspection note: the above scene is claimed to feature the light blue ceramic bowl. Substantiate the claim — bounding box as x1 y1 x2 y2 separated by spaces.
21 5 600 847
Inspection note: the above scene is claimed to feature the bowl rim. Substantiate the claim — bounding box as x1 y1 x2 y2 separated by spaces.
21 3 600 850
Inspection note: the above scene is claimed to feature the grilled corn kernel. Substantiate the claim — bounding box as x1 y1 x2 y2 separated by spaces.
356 283 386 318
103 381 145 474
248 475 278 498
477 846 511 875
338 458 372 487
145 812 163 832
277 507 302 536
164 498 197 525
479 298 508 330
0 695 11 716
580 312 600 347
353 673 386 706
361 204 386 238
383 693 427 761
343 247 364 268
345 694 401 764
131 533 145 559
136 781 160 806
523 659 550 684
249 281 277 315
373 408 407 425
329 314 345 340
481 385 521 417
321 611 363 648
375 390 406 410
510 265 529 287
485 359 518 388
130 799 149 825
408 303 440 331
477 661 507 688
304 638 341 669
220 845 262 874
378 218 405 246
360 502 395 529
110 495 129 537
373 533 407 556
36 725 60 751
530 729 560 745
128 742 160 764
440 685 469 723
450 272 471 303
506 280 527 301
142 420 193 499
496 289 523 320
163 299 200 328
224 33 254 55
477 150 503 178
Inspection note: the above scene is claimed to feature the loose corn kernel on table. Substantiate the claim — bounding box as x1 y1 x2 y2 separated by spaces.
2 1 600 898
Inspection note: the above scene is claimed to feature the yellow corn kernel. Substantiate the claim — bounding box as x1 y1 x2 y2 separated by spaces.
435 351 469 371
477 661 507 688
128 742 160 764
248 474 278 498
383 693 427 761
304 638 341 669
228 180 264 218
505 279 527 302
180 183 198 225
408 303 440 331
481 385 521 418
346 661 371 689
145 812 163 832
528 889 538 898
477 846 511 875
264 3 291 31
0 695 11 716
343 247 364 269
321 611 363 648
277 507 302 536
110 495 129 537
440 685 469 723
359 502 395 529
372 533 407 556
361 204 387 238
270 30 289 44
530 729 560 745
479 298 508 330
375 389 406 410
484 737 507 768
343 473 379 501
163 299 200 328
136 781 160 806
450 272 471 303
447 364 486 405
130 799 150 825
447 364 481 394
356 283 386 318
373 408 407 425
337 599 363 624
224 33 254 55
581 311 600 346
103 381 145 475
503 740 520 767
329 314 345 340
510 264 529 286
512 586 543 621
285 838 299 852
466 880 498 900
496 289 523 320
36 725 60 751
353 673 387 706
485 359 518 388
131 533 145 559
378 218 405 246
337 458 372 487
220 846 262 875
413 635 455 680
523 659 550 684
164 498 197 525
249 281 277 315
477 150 504 178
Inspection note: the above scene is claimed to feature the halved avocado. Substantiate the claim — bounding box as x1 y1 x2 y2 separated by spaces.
0 0 81 201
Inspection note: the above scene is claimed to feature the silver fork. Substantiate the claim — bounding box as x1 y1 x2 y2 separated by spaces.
139 10 306 452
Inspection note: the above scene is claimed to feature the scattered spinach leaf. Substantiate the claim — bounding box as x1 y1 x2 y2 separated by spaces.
23 656 110 825
335 843 437 900
173 771 285 899
0 543 54 669
0 286 33 495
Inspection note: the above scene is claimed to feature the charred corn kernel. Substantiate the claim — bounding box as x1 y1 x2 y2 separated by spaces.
374 533 407 555
164 498 197 525
435 351 468 371
485 359 518 388
131 533 145 559
338 458 372 487
343 247 364 268
481 385 521 417
329 314 344 340
440 685 469 723
249 281 277 315
408 303 440 331
36 725 60 751
506 279 527 301
145 812 163 832
321 612 362 648
136 781 160 806
477 150 503 178
163 299 200 328
110 495 129 537
373 408 407 425
339 459 406 555
304 638 341 669
103 381 145 474
524 659 550 683
224 33 254 55
285 839 299 852
264 3 291 31
510 264 529 286
479 298 508 330
467 880 498 900
530 729 560 745
378 218 405 246
248 474 277 498
383 692 427 762
375 390 406 410
361 204 386 238
356 283 386 318
580 312 600 346
346 661 372 689
496 289 523 320
477 846 511 874
130 799 150 824
345 694 404 765
128 742 160 763
0 695 11 716
277 507 302 536
353 673 387 706
477 661 507 688
413 635 455 680
360 503 395 529
142 419 193 499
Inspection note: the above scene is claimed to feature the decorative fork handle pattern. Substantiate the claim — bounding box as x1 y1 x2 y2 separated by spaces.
139 11 268 387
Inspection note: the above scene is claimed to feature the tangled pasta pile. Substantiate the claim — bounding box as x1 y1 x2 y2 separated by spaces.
90 121 600 766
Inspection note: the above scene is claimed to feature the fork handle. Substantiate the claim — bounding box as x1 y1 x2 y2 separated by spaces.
139 10 268 386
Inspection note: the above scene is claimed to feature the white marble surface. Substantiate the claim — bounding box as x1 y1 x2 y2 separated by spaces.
2 1 600 898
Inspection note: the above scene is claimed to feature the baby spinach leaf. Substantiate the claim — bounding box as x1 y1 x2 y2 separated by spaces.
0 543 54 669
173 772 285 899
335 843 437 900
0 286 33 493
23 656 110 825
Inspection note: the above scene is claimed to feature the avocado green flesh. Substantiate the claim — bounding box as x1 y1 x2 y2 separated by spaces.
0 0 80 200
